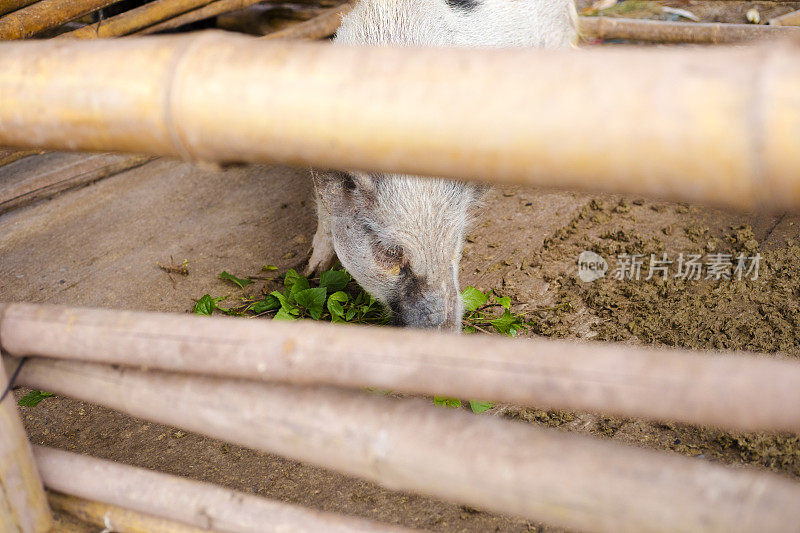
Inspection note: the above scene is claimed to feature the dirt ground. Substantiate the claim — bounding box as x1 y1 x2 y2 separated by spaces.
2 3 800 532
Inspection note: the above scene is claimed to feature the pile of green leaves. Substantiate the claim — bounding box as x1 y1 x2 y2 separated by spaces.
193 267 539 415
195 267 387 325
461 287 528 336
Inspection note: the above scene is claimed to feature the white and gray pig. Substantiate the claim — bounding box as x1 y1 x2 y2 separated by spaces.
307 0 577 331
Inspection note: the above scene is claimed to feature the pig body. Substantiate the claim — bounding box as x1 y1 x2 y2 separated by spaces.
307 0 577 330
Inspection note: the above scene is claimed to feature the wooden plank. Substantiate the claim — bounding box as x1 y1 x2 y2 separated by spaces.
770 9 800 26
0 152 152 215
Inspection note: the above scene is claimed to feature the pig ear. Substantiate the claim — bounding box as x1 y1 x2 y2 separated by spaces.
311 170 378 212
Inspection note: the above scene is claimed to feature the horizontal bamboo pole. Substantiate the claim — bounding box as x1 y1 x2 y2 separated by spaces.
262 2 353 40
7 355 800 533
3 303 800 433
35 446 404 533
47 492 212 533
135 0 275 35
0 0 120 40
60 0 216 39
770 9 800 26
0 361 52 532
0 0 36 17
0 34 799 210
580 16 800 43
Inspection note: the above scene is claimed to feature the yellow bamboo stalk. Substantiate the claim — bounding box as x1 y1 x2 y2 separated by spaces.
135 0 274 35
36 446 409 532
60 0 216 39
47 492 212 533
579 16 800 43
0 361 52 532
769 9 800 26
0 0 120 40
0 0 37 17
0 34 799 210
262 2 353 40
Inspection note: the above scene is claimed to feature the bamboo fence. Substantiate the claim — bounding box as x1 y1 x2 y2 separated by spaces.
0 34 799 211
261 2 353 40
5 353 800 533
0 0 36 17
60 0 219 39
0 362 51 533
134 0 279 35
34 446 406 532
0 0 120 40
3 302 800 433
579 16 800 43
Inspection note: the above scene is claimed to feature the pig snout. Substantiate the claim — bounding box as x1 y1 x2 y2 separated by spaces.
389 282 463 332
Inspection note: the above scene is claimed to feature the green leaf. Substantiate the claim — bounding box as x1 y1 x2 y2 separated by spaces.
273 307 298 321
295 287 327 320
495 295 512 310
283 269 301 290
319 270 351 293
345 307 357 321
469 400 494 414
434 396 462 408
248 295 281 314
462 286 489 312
220 271 253 289
327 291 349 322
261 264 278 271
193 294 217 315
490 310 520 337
271 291 300 316
18 390 55 407
288 275 311 303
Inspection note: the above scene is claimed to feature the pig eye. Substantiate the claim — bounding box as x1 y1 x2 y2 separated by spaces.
375 244 404 265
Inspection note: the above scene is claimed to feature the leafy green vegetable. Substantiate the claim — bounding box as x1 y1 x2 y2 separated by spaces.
219 271 253 289
295 287 327 320
468 400 494 414
327 291 350 322
434 396 462 408
319 269 351 293
18 390 55 407
283 269 301 290
490 310 522 336
494 295 512 310
262 264 278 271
248 295 281 314
462 286 489 312
193 294 226 316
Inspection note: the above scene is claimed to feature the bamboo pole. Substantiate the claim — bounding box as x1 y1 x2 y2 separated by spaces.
7 355 800 533
0 0 36 17
0 35 799 210
0 360 52 532
47 492 213 533
60 0 217 39
0 0 121 40
34 446 410 533
135 0 276 35
579 16 800 43
262 2 353 40
3 304 800 433
770 9 800 26
0 149 42 168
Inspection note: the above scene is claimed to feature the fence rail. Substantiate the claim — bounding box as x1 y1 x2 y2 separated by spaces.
0 33 798 210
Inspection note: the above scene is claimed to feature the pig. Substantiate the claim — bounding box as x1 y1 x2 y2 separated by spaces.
306 0 578 331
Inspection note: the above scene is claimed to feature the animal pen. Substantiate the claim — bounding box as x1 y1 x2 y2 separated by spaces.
1 1 800 532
